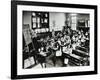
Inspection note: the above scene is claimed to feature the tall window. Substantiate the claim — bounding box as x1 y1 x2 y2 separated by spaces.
70 14 77 30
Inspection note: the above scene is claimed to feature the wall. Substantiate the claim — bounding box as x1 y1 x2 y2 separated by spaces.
77 14 89 20
23 11 66 31
49 12 66 31
23 11 32 29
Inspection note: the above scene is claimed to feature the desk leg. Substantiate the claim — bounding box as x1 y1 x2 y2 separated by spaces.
41 63 46 68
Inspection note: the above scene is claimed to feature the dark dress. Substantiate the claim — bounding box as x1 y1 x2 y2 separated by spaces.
32 37 41 64
32 37 40 52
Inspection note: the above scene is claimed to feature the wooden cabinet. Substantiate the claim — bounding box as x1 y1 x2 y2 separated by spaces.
32 12 49 33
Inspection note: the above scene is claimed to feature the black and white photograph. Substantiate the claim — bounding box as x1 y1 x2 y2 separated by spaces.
11 1 97 79
23 11 90 69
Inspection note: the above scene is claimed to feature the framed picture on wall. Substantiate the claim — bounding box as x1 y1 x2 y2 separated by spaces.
11 0 97 79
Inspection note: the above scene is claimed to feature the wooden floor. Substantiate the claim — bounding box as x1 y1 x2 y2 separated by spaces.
24 46 89 69
28 57 70 69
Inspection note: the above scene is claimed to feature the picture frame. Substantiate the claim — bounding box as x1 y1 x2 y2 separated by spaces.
11 0 97 79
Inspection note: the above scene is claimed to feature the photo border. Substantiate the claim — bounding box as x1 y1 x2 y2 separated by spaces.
11 1 97 79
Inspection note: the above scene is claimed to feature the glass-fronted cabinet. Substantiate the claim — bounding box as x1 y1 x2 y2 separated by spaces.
31 12 49 33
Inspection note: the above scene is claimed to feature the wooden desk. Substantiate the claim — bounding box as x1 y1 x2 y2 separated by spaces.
63 53 82 66
36 51 54 63
76 46 88 52
63 52 89 66
72 49 89 58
